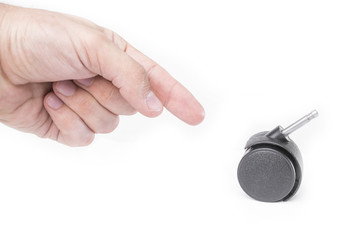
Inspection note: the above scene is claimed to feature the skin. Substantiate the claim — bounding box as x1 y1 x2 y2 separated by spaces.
0 4 204 146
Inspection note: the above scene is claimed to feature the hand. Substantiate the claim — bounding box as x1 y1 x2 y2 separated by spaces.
0 4 204 146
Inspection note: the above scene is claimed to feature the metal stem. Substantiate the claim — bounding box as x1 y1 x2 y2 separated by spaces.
281 110 319 137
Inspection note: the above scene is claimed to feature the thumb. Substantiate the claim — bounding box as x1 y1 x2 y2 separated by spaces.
83 35 163 117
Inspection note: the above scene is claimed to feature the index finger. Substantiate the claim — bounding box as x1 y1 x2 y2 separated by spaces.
105 31 205 125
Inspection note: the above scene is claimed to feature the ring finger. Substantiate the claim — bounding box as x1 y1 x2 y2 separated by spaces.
53 80 119 133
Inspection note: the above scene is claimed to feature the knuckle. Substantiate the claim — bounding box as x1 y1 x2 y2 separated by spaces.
60 132 95 147
80 133 95 146
120 105 137 116
101 87 117 106
76 132 95 146
132 64 147 81
95 116 119 134
87 32 104 47
102 28 128 52
125 109 137 116
76 97 97 116
121 63 149 95
134 65 150 93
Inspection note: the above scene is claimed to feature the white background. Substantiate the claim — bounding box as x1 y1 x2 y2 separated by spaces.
1 0 358 239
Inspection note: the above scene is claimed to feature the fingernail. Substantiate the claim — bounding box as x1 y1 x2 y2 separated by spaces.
56 81 76 96
77 78 94 87
46 94 63 110
146 91 163 111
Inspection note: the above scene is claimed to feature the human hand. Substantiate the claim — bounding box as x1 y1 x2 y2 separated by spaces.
0 4 204 146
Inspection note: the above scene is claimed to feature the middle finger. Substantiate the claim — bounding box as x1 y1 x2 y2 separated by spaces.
75 76 136 116
53 80 119 134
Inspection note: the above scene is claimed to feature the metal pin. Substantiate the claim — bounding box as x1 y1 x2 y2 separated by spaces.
281 110 319 137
